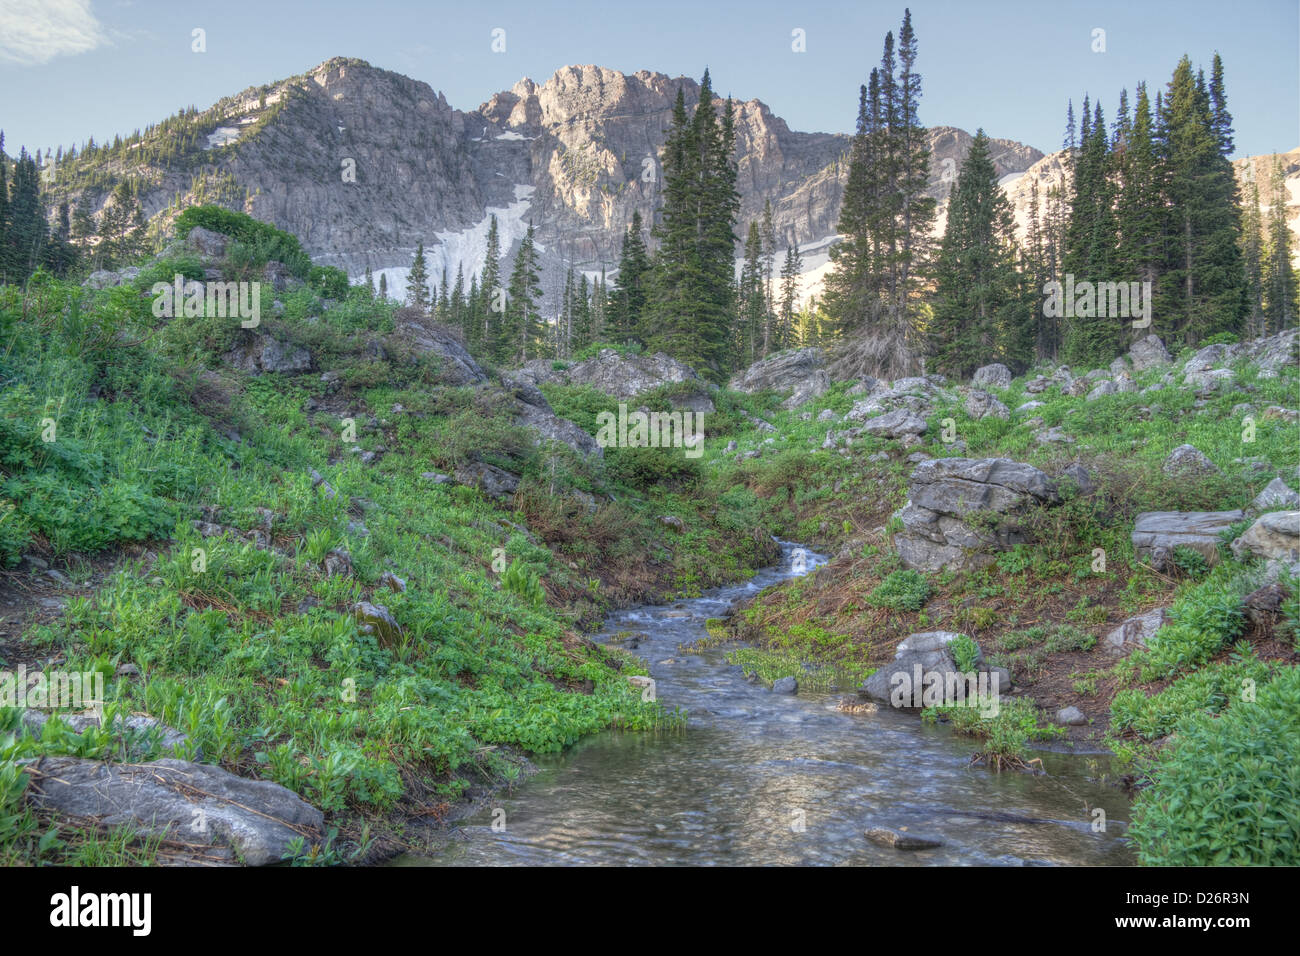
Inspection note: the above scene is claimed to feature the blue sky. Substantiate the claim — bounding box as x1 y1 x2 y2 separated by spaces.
1 0 1296 159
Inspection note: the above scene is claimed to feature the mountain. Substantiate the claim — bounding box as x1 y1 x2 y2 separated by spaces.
46 57 1048 308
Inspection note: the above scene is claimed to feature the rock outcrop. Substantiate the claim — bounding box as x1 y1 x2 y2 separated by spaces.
728 348 829 408
894 458 1061 572
514 349 699 399
1230 510 1300 565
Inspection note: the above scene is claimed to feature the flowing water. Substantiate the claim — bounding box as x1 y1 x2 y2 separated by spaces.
403 544 1134 866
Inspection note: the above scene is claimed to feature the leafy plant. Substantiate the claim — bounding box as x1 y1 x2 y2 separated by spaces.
867 569 932 612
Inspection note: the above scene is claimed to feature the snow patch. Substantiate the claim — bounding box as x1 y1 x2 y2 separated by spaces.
362 184 537 304
205 127 241 149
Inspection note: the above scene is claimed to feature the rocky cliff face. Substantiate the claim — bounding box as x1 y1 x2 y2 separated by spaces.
52 57 1051 308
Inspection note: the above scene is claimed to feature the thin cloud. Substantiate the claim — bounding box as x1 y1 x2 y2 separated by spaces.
0 0 106 66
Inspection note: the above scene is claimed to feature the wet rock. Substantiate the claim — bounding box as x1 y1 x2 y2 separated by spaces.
865 826 943 850
25 756 322 865
771 676 798 695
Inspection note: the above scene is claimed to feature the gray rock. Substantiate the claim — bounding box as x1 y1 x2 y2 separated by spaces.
1132 510 1245 571
453 462 520 500
518 349 700 399
25 756 322 865
1015 401 1045 414
865 826 943 850
323 548 352 577
1085 380 1117 401
509 380 602 458
1104 607 1168 653
1253 478 1300 511
183 226 230 259
1034 426 1074 445
394 311 486 385
771 676 798 695
817 408 838 422
1128 334 1171 371
84 270 122 290
1231 511 1300 564
225 334 312 375
895 458 1060 572
1056 706 1087 726
352 601 402 645
971 363 1012 389
670 390 716 415
658 515 686 533
1162 444 1221 478
729 348 829 409
965 390 1010 420
1057 463 1096 497
859 408 928 439
420 471 452 483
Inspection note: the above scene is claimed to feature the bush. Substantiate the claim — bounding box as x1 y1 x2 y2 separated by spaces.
949 633 980 671
867 569 932 612
604 446 700 489
308 266 350 300
1129 665 1300 865
175 206 311 277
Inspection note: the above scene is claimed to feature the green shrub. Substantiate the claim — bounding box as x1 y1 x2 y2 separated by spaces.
308 265 350 300
949 633 979 672
1129 665 1300 865
867 569 932 612
501 560 545 607
175 206 311 277
1112 655 1274 740
604 445 700 489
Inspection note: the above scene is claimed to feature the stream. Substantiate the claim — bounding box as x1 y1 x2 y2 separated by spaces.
402 543 1134 866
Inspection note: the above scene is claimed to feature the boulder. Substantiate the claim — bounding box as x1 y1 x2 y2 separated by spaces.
1056 706 1087 726
1162 444 1221 478
1128 334 1172 371
394 311 486 385
1230 510 1300 564
771 676 799 695
352 601 402 646
1085 380 1117 401
183 226 230 259
858 408 928 439
1132 510 1245 571
729 348 827 398
1104 607 1168 653
1056 463 1096 497
1253 478 1300 511
1015 401 1045 414
24 756 323 865
965 390 1010 420
846 377 944 420
529 348 700 399
507 376 602 458
895 458 1061 572
84 270 121 290
225 333 312 375
971 363 1012 389
453 462 520 500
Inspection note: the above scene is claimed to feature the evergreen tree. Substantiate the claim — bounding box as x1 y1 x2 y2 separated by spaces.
1157 55 1247 344
364 266 375 297
1115 83 1165 340
761 198 777 315
451 264 466 337
406 241 431 313
778 240 802 350
611 210 650 342
1240 172 1266 337
1263 157 1298 332
738 220 765 363
378 272 388 301
505 222 544 364
7 150 49 278
573 273 592 352
929 130 1028 377
644 71 741 377
480 215 504 354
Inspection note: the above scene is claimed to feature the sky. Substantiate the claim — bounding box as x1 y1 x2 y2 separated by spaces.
1 0 1296 160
